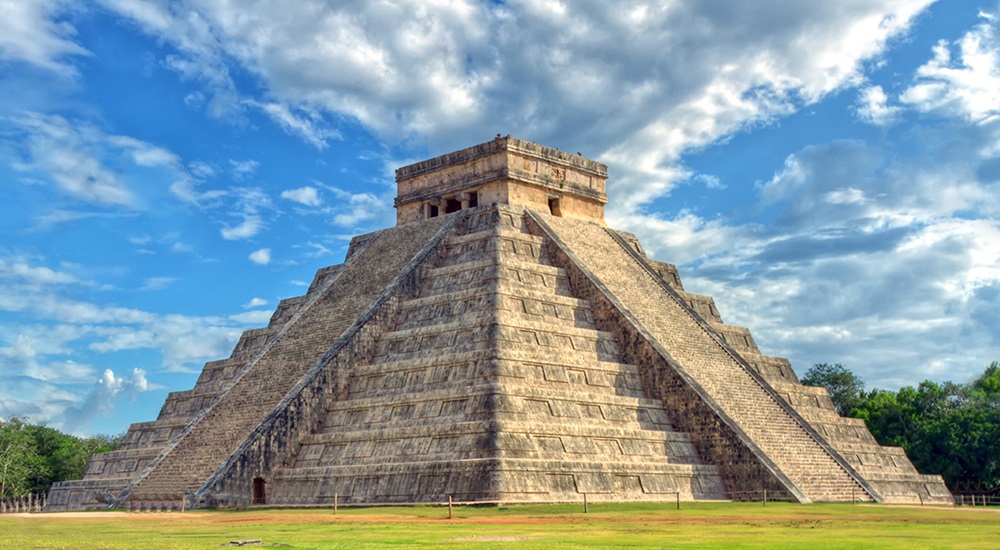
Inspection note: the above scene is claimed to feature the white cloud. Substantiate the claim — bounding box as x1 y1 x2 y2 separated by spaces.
0 253 268 383
900 14 1000 123
100 0 934 207
298 241 333 258
140 276 179 290
247 100 340 149
0 0 89 76
328 187 394 228
188 160 216 178
228 309 273 324
221 215 263 240
856 85 902 125
171 241 194 253
220 188 272 240
249 248 271 265
60 368 152 433
106 135 180 167
243 297 267 308
229 159 260 180
281 186 322 207
0 257 78 286
11 113 137 207
32 209 99 230
646 132 1000 390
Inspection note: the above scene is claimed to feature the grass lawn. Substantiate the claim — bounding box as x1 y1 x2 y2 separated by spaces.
1 502 996 549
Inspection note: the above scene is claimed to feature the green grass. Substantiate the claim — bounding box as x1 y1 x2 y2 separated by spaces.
1 502 996 549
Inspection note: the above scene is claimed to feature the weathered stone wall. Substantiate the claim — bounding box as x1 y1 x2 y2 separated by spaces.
395 136 607 226
49 134 952 509
263 206 725 505
529 210 878 502
111 214 452 509
193 214 463 508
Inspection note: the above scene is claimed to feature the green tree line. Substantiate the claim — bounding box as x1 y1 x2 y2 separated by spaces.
802 361 1000 493
0 417 120 498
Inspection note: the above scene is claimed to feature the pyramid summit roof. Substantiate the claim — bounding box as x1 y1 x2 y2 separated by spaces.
47 139 951 511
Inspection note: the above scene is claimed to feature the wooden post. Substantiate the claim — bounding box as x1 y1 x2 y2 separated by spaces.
448 495 453 520
181 494 186 513
763 488 767 507
676 492 680 510
583 492 588 513
334 493 338 515
852 486 855 505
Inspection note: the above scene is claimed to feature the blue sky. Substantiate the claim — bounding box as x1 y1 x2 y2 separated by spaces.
1 0 998 436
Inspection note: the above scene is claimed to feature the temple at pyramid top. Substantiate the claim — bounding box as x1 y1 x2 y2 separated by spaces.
394 135 608 225
48 135 952 512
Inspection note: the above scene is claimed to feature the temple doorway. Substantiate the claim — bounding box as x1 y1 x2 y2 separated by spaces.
252 477 267 505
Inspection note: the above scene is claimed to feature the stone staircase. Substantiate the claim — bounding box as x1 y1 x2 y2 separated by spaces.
45 325 278 510
534 212 875 502
629 222 950 504
271 207 725 504
113 217 449 510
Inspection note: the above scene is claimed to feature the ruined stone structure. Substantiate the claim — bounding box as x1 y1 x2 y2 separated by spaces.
47 137 952 511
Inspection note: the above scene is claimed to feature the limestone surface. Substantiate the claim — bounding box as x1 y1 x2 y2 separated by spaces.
47 137 951 511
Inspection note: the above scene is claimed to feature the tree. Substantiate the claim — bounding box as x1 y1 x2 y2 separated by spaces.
0 417 40 498
850 363 1000 492
0 417 124 497
801 363 865 416
971 361 1000 403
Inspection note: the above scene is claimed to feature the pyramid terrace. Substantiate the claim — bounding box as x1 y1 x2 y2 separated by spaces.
47 137 951 511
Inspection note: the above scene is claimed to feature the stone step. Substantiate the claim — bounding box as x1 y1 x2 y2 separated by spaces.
537 213 876 503
327 381 670 417
346 358 647 402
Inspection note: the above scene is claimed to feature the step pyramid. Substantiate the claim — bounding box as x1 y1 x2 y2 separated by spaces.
47 136 952 511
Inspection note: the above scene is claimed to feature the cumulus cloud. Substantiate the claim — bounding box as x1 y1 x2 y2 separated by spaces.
327 187 394 228
856 85 902 125
221 215 263 240
900 14 1000 123
99 0 934 206
281 186 322 207
667 132 1000 389
249 248 271 265
60 368 152 433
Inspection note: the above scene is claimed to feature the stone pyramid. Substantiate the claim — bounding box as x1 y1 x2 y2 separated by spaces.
48 137 952 511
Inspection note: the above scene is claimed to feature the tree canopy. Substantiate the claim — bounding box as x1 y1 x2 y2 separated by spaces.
0 417 120 498
801 363 865 416
805 361 1000 492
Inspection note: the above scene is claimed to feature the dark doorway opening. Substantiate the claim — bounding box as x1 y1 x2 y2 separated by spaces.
468 192 479 208
445 198 462 213
548 198 562 216
252 477 266 505
428 204 439 218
